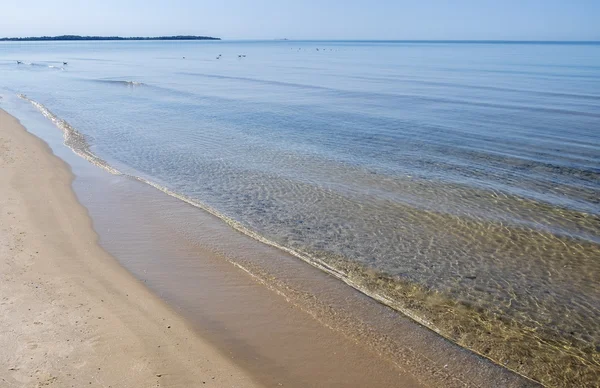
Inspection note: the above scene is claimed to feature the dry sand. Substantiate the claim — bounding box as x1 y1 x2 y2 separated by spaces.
0 109 260 388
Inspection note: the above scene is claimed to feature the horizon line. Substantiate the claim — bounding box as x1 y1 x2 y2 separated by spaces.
1 35 598 44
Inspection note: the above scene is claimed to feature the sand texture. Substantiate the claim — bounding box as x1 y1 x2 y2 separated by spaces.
0 109 260 388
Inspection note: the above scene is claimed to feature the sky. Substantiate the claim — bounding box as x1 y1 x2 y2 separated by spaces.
1 0 599 41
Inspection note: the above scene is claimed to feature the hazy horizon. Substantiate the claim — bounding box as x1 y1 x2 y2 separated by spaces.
2 1 599 41
2 35 600 43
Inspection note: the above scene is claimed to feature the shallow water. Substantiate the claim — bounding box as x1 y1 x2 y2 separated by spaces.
1 40 599 386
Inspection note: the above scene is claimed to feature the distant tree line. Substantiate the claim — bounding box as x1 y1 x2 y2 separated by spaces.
0 35 220 41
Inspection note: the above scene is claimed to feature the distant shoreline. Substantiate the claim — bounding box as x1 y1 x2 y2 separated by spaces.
0 35 220 42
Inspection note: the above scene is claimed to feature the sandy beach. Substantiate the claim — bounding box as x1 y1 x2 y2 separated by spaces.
0 109 260 387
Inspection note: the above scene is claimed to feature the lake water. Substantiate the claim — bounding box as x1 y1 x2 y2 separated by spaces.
1 40 598 386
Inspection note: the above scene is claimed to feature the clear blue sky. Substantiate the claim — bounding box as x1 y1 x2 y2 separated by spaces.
2 0 599 40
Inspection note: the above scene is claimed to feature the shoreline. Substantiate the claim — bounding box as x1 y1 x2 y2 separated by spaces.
11 96 564 386
0 109 259 387
0 106 540 388
0 35 220 42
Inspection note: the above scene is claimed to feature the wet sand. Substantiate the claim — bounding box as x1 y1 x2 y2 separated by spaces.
0 109 259 388
0 107 539 388
76 171 540 388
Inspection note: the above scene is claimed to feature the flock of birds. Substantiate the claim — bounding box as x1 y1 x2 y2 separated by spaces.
296 48 336 51
16 60 68 65
183 54 247 60
15 48 337 68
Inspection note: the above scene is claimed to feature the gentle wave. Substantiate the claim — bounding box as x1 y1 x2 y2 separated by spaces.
18 94 120 174
95 79 146 87
19 62 65 70
181 71 600 118
344 74 600 101
18 93 436 328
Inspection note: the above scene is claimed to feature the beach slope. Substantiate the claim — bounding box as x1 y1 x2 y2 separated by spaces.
0 109 259 388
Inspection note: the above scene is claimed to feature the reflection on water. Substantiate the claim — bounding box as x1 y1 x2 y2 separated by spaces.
1 40 599 386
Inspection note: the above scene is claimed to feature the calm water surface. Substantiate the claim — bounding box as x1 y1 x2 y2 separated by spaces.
1 40 599 386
